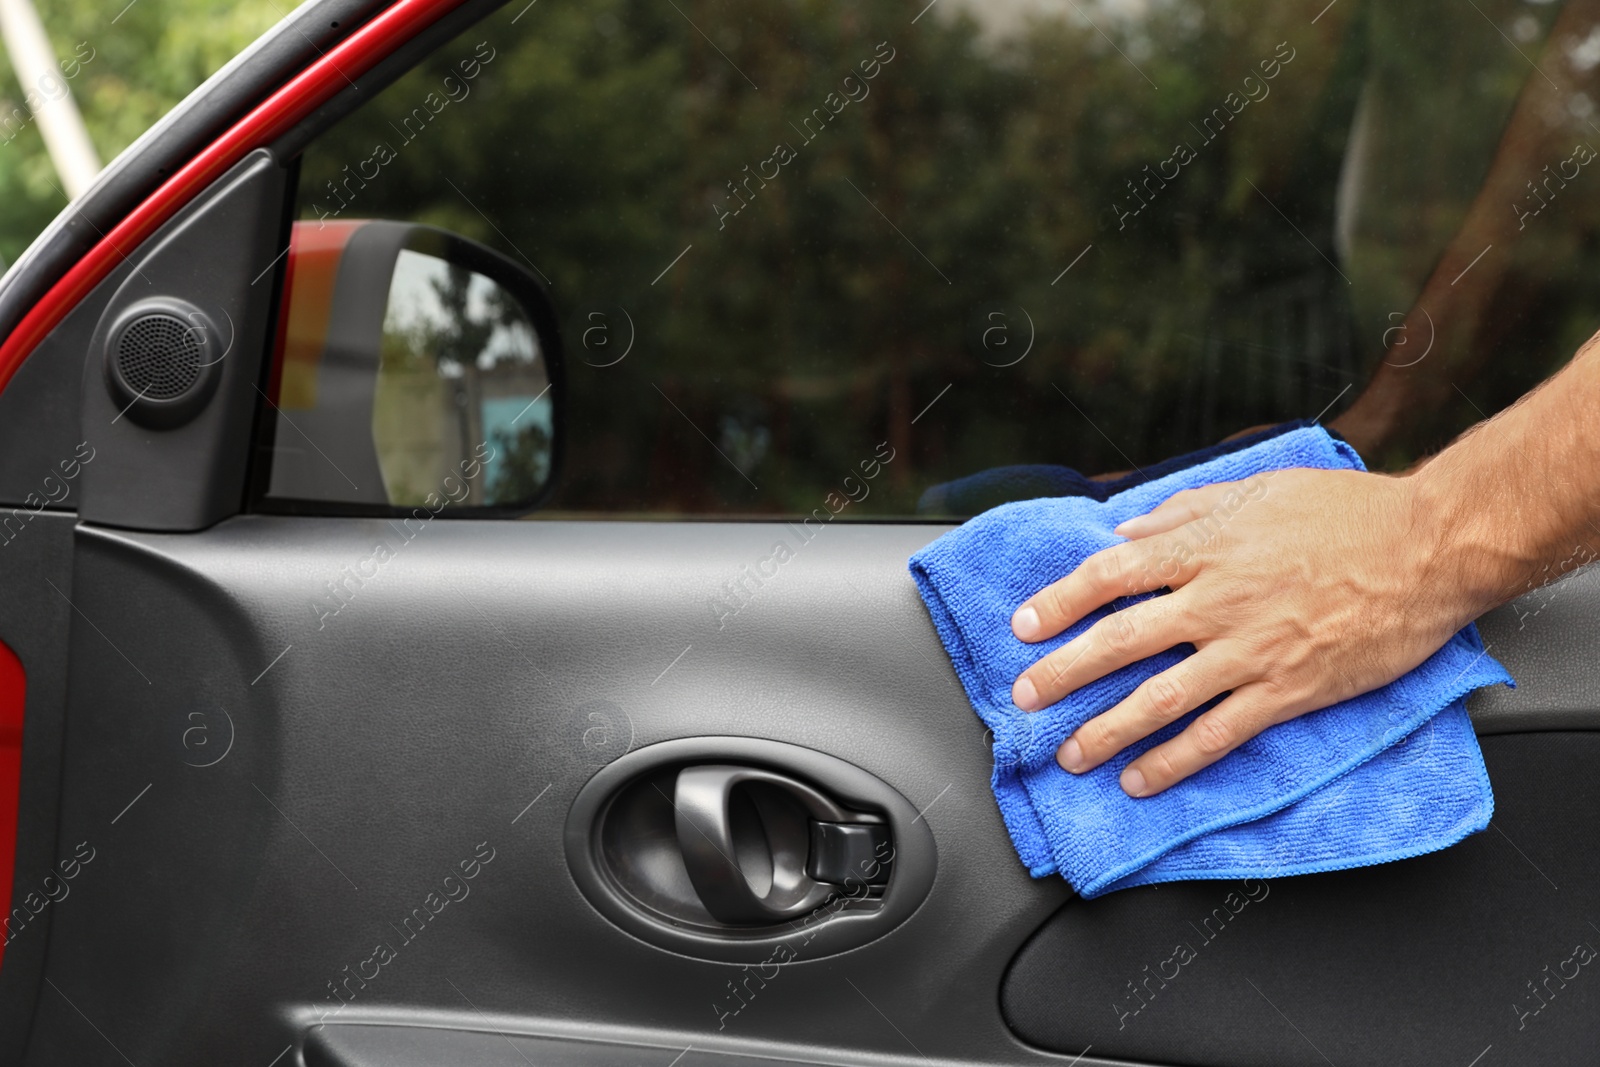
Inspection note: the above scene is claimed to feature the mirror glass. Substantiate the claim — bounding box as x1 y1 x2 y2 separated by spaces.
372 249 552 508
259 220 557 514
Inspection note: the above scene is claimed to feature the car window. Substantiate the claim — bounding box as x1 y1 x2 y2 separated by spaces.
266 0 1600 518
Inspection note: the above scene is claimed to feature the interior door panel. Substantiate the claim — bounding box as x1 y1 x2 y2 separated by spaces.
1004 732 1600 1066
28 520 1070 1065
1468 566 1600 733
17 513 1599 1066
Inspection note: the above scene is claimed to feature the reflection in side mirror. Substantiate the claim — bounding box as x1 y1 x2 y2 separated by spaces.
261 220 562 514
375 248 551 508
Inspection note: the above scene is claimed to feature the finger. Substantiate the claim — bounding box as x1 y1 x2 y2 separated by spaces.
1120 683 1281 797
1113 484 1233 540
1055 648 1248 773
1013 596 1198 711
1114 480 1252 540
1011 537 1199 643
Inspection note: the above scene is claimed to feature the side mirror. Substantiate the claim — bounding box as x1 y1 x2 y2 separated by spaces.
259 220 562 514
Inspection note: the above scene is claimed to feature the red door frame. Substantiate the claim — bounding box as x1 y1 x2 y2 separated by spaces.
0 644 23 966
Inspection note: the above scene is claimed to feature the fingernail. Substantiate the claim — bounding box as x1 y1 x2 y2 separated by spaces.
1057 737 1084 773
1113 515 1148 537
1121 767 1147 797
1013 676 1039 711
1012 606 1040 640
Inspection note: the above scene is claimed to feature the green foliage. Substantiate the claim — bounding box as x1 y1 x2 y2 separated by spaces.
487 422 552 504
0 0 298 266
306 0 1409 514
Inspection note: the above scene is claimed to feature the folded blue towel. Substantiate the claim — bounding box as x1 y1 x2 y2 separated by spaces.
915 418 1324 517
909 426 1512 898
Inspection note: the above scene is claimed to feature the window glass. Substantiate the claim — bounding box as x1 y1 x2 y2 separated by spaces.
284 0 1600 518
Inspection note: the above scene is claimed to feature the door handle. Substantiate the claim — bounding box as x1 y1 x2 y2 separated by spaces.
673 765 889 925
566 737 937 960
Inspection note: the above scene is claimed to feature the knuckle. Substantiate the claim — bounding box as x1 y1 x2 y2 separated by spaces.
1101 610 1140 654
1254 671 1292 700
1127 541 1162 584
1037 583 1071 626
1166 537 1195 570
1042 648 1074 689
1076 718 1113 755
1217 486 1246 516
1153 542 1185 581
1170 489 1207 517
1169 599 1206 633
1090 550 1128 592
1145 673 1189 721
1141 748 1179 784
1192 713 1235 755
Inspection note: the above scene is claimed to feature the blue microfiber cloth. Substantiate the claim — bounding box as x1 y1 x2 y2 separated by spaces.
916 418 1322 517
909 425 1513 898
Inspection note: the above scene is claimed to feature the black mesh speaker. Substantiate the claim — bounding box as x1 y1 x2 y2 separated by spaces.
103 299 222 428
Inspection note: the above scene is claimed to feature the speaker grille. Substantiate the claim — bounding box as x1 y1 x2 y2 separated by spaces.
114 313 205 401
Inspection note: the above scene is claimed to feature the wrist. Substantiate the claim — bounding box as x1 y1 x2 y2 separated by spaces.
1404 454 1529 623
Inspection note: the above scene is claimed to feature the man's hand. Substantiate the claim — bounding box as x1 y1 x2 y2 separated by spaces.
1007 468 1482 798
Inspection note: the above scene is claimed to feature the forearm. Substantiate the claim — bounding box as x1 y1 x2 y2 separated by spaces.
1410 333 1600 622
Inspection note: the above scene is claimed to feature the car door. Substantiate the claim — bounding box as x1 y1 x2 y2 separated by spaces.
2 1 1600 1066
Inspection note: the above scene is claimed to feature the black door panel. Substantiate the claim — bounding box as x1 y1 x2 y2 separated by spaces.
1004 732 1600 1067
1470 566 1600 733
28 519 1070 1066
25 514 1600 1065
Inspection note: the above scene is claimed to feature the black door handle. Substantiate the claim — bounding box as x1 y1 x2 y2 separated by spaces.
673 765 888 925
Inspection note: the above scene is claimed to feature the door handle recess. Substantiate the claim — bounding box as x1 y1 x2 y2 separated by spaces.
566 737 937 961
674 765 889 925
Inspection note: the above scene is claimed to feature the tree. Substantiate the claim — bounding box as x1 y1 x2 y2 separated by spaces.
0 0 297 266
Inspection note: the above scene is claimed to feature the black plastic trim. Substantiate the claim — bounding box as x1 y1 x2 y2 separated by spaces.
1469 562 1600 733
76 151 288 531
0 513 77 1063
301 1022 1147 1067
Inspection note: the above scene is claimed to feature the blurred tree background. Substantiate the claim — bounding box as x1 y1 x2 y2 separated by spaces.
0 0 299 268
297 0 1600 517
6 0 1596 516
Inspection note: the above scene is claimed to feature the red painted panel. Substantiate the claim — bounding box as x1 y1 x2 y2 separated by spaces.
0 640 25 971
